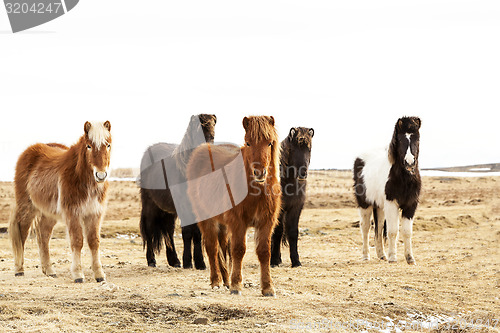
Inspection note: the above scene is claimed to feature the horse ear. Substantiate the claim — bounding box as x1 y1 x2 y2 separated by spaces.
397 119 404 132
84 121 91 135
289 127 297 140
104 121 111 132
308 128 314 137
242 117 249 130
414 117 421 129
268 116 275 126
212 115 217 124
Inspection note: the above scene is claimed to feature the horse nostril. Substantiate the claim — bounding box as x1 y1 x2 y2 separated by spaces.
262 169 267 177
253 169 259 176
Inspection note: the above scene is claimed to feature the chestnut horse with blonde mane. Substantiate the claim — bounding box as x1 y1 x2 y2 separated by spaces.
9 121 112 283
187 116 281 296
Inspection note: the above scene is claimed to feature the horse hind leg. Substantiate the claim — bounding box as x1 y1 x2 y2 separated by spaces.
9 202 37 277
359 207 372 261
36 215 58 277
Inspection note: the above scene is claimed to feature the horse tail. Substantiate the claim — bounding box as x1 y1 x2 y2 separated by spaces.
9 205 23 261
139 189 173 253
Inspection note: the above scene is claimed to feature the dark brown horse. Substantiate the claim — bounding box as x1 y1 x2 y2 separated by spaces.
271 127 314 268
10 121 112 282
187 116 281 296
139 114 216 269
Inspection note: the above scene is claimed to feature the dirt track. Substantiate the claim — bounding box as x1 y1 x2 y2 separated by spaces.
0 171 499 332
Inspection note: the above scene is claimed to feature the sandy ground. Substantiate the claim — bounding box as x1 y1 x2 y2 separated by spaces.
0 171 498 332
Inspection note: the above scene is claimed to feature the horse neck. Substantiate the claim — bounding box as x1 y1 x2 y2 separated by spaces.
173 127 198 176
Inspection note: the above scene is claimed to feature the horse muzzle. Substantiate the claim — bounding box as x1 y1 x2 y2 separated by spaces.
253 168 267 183
95 171 108 183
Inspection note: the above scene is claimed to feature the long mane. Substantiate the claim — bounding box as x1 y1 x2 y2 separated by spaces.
173 115 214 177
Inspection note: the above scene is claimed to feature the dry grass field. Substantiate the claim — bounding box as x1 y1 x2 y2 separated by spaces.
0 171 498 332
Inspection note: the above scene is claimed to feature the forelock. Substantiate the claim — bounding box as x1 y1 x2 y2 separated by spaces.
87 122 110 148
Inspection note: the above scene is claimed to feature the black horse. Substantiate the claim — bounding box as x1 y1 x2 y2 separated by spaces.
271 127 314 268
139 114 216 269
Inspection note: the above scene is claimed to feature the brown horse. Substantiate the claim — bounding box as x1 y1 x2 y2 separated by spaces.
187 116 281 296
9 121 112 283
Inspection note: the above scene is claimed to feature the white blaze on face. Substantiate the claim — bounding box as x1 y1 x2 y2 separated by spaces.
405 133 415 165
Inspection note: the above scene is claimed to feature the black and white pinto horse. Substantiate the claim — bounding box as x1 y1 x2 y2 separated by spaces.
353 117 421 264
139 114 216 269
271 127 314 268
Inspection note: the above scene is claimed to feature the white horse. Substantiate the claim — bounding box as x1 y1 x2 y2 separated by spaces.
353 117 421 264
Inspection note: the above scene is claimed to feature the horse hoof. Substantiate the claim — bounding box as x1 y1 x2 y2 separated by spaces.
291 262 302 268
74 278 84 283
230 290 242 296
270 264 279 268
362 256 370 261
379 255 387 261
171 263 181 268
262 290 275 297
15 272 24 277
183 264 193 269
49 274 58 278
147 262 156 268
388 260 397 264
406 258 416 265
96 277 105 283
195 262 206 270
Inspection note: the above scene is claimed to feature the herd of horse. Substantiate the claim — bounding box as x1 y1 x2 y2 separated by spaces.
8 115 421 296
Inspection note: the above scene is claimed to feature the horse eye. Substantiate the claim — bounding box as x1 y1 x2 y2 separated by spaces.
87 145 92 150
268 142 272 147
107 144 111 149
246 142 250 147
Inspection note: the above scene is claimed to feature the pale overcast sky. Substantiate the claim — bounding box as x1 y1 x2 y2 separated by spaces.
1 1 499 180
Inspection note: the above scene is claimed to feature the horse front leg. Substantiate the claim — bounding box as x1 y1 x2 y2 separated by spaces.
285 204 303 267
83 214 106 282
66 215 85 282
198 219 222 288
270 211 285 267
255 220 275 297
229 223 247 295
